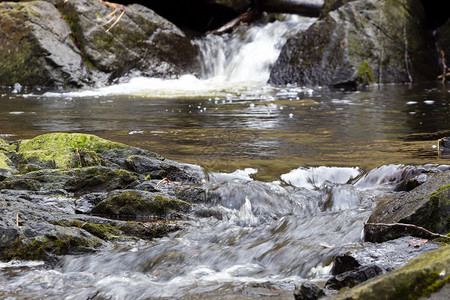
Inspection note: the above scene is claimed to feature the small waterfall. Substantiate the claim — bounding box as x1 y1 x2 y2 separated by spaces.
194 15 316 83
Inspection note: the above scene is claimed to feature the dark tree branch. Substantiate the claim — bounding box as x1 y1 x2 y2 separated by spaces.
365 222 450 242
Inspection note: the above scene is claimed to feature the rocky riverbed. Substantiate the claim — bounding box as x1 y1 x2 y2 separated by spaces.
1 133 449 299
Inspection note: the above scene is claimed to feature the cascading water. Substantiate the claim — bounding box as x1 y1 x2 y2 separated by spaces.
0 163 415 299
42 15 315 99
194 15 315 83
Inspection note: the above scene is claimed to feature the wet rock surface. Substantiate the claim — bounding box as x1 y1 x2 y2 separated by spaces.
0 133 204 261
325 236 441 291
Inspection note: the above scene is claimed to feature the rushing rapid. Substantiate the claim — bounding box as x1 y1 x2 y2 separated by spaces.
0 165 410 299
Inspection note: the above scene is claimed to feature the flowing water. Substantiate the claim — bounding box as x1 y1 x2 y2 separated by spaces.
1 15 450 299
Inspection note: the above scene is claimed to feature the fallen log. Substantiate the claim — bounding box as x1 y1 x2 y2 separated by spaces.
260 0 324 17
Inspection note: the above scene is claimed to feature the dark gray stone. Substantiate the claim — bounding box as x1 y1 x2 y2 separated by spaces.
269 0 438 86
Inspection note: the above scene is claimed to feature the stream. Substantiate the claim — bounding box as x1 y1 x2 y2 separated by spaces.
1 15 450 299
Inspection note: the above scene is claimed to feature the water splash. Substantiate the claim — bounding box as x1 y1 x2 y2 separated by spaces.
194 15 315 83
42 16 316 99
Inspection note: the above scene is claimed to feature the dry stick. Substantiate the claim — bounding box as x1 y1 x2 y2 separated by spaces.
366 222 450 242
437 50 450 83
155 178 169 188
16 213 25 237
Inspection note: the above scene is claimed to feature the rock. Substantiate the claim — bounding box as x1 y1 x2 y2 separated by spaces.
439 137 450 153
269 0 438 86
326 265 384 290
91 190 192 219
0 133 204 262
364 171 450 243
125 154 201 182
331 237 440 274
58 0 199 82
0 0 200 87
0 1 94 87
324 236 441 292
319 0 356 17
0 188 183 262
331 253 361 275
294 282 326 300
332 245 450 300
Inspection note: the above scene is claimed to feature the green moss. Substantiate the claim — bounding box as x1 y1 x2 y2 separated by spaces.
0 3 50 85
53 220 123 240
0 152 12 170
434 184 450 195
0 138 13 153
356 61 375 85
17 133 128 170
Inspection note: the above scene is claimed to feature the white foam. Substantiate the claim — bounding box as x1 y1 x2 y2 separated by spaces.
281 166 361 189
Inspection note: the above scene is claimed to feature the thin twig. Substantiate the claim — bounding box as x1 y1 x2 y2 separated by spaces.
16 213 25 237
155 178 169 188
366 222 450 241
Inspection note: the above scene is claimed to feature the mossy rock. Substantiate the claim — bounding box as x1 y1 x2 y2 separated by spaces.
0 152 13 171
1 233 103 261
63 166 139 194
118 221 182 240
91 190 192 219
333 245 450 299
16 133 129 170
269 0 435 86
0 138 14 153
53 218 182 241
53 220 123 241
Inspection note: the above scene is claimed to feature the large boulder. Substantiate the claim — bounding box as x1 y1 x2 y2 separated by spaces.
0 1 94 87
364 171 450 243
268 0 438 86
0 0 200 87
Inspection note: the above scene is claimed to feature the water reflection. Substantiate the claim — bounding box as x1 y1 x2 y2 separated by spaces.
0 82 449 181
